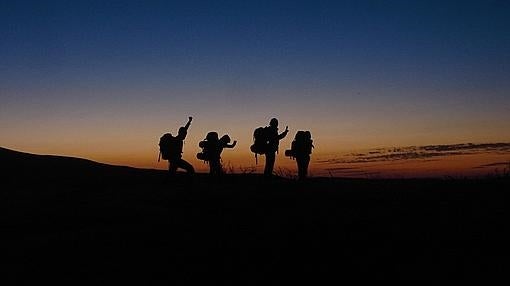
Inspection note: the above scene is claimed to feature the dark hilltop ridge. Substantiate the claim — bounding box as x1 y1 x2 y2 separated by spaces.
1 147 509 283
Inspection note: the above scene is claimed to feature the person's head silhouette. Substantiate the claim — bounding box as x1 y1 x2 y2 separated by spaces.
270 118 278 128
220 135 231 144
206 131 219 142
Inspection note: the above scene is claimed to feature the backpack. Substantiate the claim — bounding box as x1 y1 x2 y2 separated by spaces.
159 133 179 161
285 131 313 159
250 127 270 155
196 132 219 162
250 127 270 164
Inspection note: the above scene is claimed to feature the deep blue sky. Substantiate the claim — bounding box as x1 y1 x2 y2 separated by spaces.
1 0 509 169
3 1 509 88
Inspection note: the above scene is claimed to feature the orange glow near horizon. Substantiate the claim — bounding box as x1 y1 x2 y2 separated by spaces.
2 92 509 179
4 140 509 179
2 1 510 179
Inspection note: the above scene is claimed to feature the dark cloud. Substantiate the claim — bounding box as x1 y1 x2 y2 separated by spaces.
349 151 468 163
420 143 510 153
316 159 339 164
325 167 361 171
322 142 510 165
325 168 381 177
474 161 510 169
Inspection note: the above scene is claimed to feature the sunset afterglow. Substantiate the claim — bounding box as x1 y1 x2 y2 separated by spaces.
2 1 509 177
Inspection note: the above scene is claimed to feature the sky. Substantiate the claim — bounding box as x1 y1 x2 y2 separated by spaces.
1 0 510 177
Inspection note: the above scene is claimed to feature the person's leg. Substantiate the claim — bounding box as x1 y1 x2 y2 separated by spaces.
303 156 310 178
168 160 178 175
296 157 304 180
264 152 276 177
210 158 222 175
296 156 310 180
214 159 222 175
208 160 214 174
218 160 224 175
178 159 195 174
209 159 218 175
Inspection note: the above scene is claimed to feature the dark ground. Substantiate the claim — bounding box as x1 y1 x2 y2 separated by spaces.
1 147 509 283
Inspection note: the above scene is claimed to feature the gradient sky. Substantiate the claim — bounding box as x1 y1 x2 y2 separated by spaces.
1 1 510 177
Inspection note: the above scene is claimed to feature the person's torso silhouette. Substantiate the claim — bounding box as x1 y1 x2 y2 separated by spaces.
291 131 313 180
167 117 195 175
263 118 288 177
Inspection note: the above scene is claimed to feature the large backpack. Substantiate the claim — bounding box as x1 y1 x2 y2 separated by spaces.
159 133 178 161
196 132 219 162
250 127 270 164
285 131 313 159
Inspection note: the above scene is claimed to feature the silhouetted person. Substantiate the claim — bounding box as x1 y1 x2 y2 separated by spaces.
264 118 289 177
202 132 221 175
285 131 314 180
217 134 237 174
159 117 195 175
198 133 237 175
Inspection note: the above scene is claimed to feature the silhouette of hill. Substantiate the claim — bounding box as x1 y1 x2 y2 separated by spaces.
1 147 509 283
1 147 160 182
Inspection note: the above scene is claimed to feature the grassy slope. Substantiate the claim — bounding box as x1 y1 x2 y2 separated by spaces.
1 147 509 283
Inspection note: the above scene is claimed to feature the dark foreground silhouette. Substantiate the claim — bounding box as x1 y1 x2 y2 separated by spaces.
1 147 509 283
159 116 195 175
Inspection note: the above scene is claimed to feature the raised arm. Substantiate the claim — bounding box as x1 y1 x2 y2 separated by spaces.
225 140 237 148
176 116 193 140
277 126 289 140
183 116 192 130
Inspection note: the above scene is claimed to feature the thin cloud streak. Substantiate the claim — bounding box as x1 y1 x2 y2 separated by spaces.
473 161 510 169
319 143 510 165
313 142 510 178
